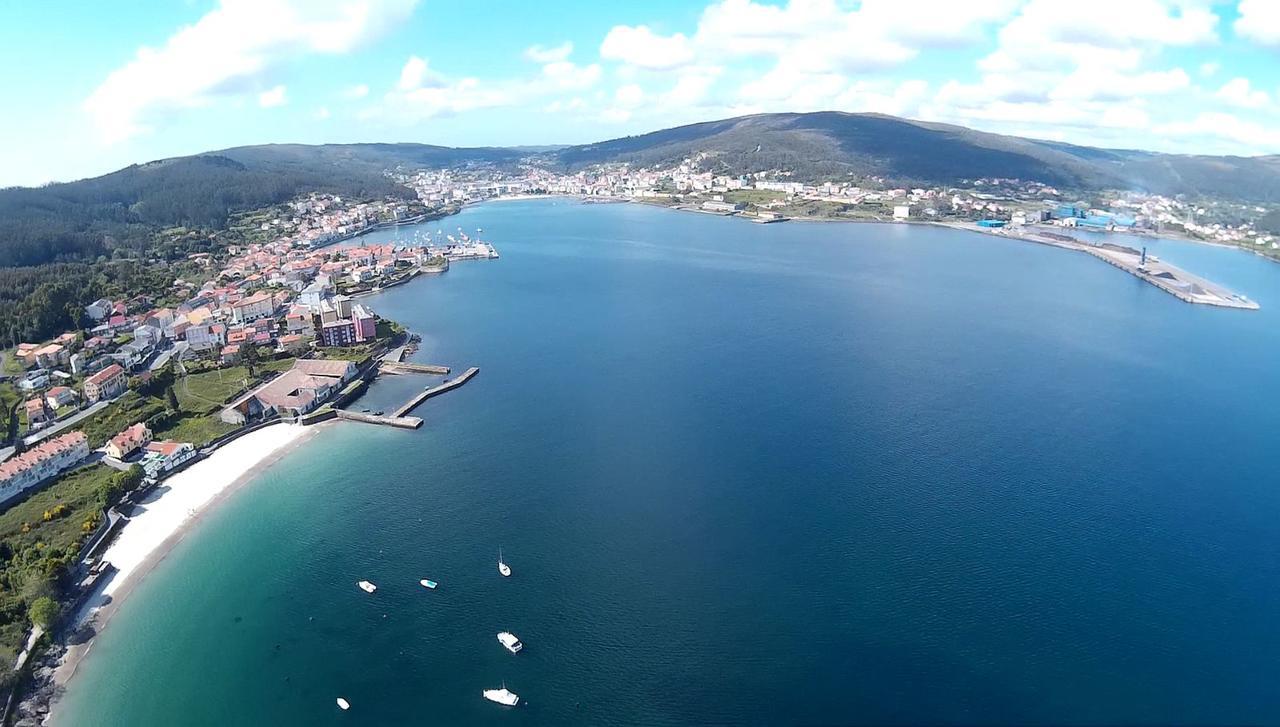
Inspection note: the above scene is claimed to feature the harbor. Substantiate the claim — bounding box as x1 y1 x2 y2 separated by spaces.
392 367 480 418
331 364 481 430
944 222 1260 310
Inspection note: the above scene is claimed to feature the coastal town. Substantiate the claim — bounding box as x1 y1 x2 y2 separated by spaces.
0 191 504 724
399 159 1280 252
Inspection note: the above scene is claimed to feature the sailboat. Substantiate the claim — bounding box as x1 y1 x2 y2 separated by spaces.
498 547 512 577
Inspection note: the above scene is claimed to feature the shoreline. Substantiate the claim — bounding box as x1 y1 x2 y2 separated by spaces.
35 422 323 725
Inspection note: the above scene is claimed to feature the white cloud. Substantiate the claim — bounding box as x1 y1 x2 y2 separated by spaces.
600 25 695 70
602 0 1017 78
899 0 1230 149
525 42 573 64
979 0 1216 77
660 67 723 107
379 56 507 120
315 106 331 119
1235 0 1280 45
1199 61 1220 77
343 83 370 99
398 55 440 91
541 60 602 90
599 83 646 123
1156 111 1280 150
258 85 287 108
1216 77 1270 109
373 50 603 124
1049 67 1190 102
83 0 418 143
615 84 645 108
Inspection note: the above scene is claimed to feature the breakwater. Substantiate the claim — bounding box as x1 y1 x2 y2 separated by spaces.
392 367 480 418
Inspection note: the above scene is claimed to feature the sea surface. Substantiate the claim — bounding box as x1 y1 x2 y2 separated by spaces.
55 201 1280 725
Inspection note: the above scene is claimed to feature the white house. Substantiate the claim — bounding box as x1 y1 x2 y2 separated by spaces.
85 298 113 322
0 432 90 505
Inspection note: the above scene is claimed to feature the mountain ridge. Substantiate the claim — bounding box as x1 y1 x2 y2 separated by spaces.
3 111 1279 271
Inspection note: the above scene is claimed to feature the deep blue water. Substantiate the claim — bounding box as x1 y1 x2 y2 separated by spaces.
56 201 1280 725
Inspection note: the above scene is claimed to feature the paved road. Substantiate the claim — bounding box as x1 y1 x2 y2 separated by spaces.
0 400 111 462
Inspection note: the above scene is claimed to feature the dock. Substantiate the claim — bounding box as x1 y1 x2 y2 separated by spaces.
1079 244 1258 309
940 221 1259 310
393 367 480 418
333 410 423 429
380 361 451 375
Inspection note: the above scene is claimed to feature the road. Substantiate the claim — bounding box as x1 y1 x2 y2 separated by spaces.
0 400 110 463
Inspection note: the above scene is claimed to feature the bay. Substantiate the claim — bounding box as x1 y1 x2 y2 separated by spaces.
55 200 1280 725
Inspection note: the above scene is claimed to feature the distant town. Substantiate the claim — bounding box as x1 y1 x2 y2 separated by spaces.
400 158 1280 251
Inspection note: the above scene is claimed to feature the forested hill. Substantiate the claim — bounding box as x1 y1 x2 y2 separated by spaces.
5 112 1280 272
551 112 1280 203
0 143 523 269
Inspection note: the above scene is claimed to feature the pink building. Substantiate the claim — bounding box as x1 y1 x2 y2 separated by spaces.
352 304 377 343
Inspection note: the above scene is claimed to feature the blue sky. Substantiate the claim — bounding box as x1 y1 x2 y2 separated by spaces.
2 0 1280 187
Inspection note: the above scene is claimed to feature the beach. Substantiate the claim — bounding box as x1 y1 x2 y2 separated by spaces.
31 423 317 723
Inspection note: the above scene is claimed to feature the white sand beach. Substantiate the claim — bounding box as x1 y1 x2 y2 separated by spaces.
92 423 309 604
50 423 315 692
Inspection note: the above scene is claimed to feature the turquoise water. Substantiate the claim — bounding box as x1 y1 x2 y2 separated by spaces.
56 201 1280 725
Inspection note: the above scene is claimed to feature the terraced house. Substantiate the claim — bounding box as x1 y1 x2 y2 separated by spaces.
83 363 127 403
0 432 90 506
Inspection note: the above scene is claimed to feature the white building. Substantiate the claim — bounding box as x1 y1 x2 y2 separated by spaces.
893 205 911 220
0 432 90 505
230 291 275 323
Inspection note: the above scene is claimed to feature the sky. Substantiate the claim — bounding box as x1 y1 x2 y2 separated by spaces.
2 0 1280 187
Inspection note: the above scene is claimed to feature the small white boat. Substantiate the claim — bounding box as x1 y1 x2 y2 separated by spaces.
498 547 512 577
497 631 523 654
482 686 519 706
420 579 438 589
336 697 350 710
357 580 377 593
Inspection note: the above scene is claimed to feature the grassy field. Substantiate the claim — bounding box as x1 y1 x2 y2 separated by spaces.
78 393 167 448
0 382 21 419
153 414 236 446
158 358 295 445
0 464 111 555
1 349 24 377
176 358 294 414
724 189 787 206
0 463 115 665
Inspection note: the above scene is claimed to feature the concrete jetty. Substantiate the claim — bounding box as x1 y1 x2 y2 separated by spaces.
1079 244 1258 309
380 361 451 375
334 410 423 429
939 221 1259 310
393 367 480 418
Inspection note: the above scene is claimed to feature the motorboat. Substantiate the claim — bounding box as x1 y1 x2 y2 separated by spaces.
497 631 523 654
357 580 377 593
336 697 350 710
420 579 438 589
482 686 519 706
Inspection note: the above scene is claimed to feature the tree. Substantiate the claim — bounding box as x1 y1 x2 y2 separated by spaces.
28 596 58 630
240 342 260 379
165 385 180 412
6 405 18 448
98 465 145 507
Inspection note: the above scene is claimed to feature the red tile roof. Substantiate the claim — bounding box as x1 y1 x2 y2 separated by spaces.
85 363 125 386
